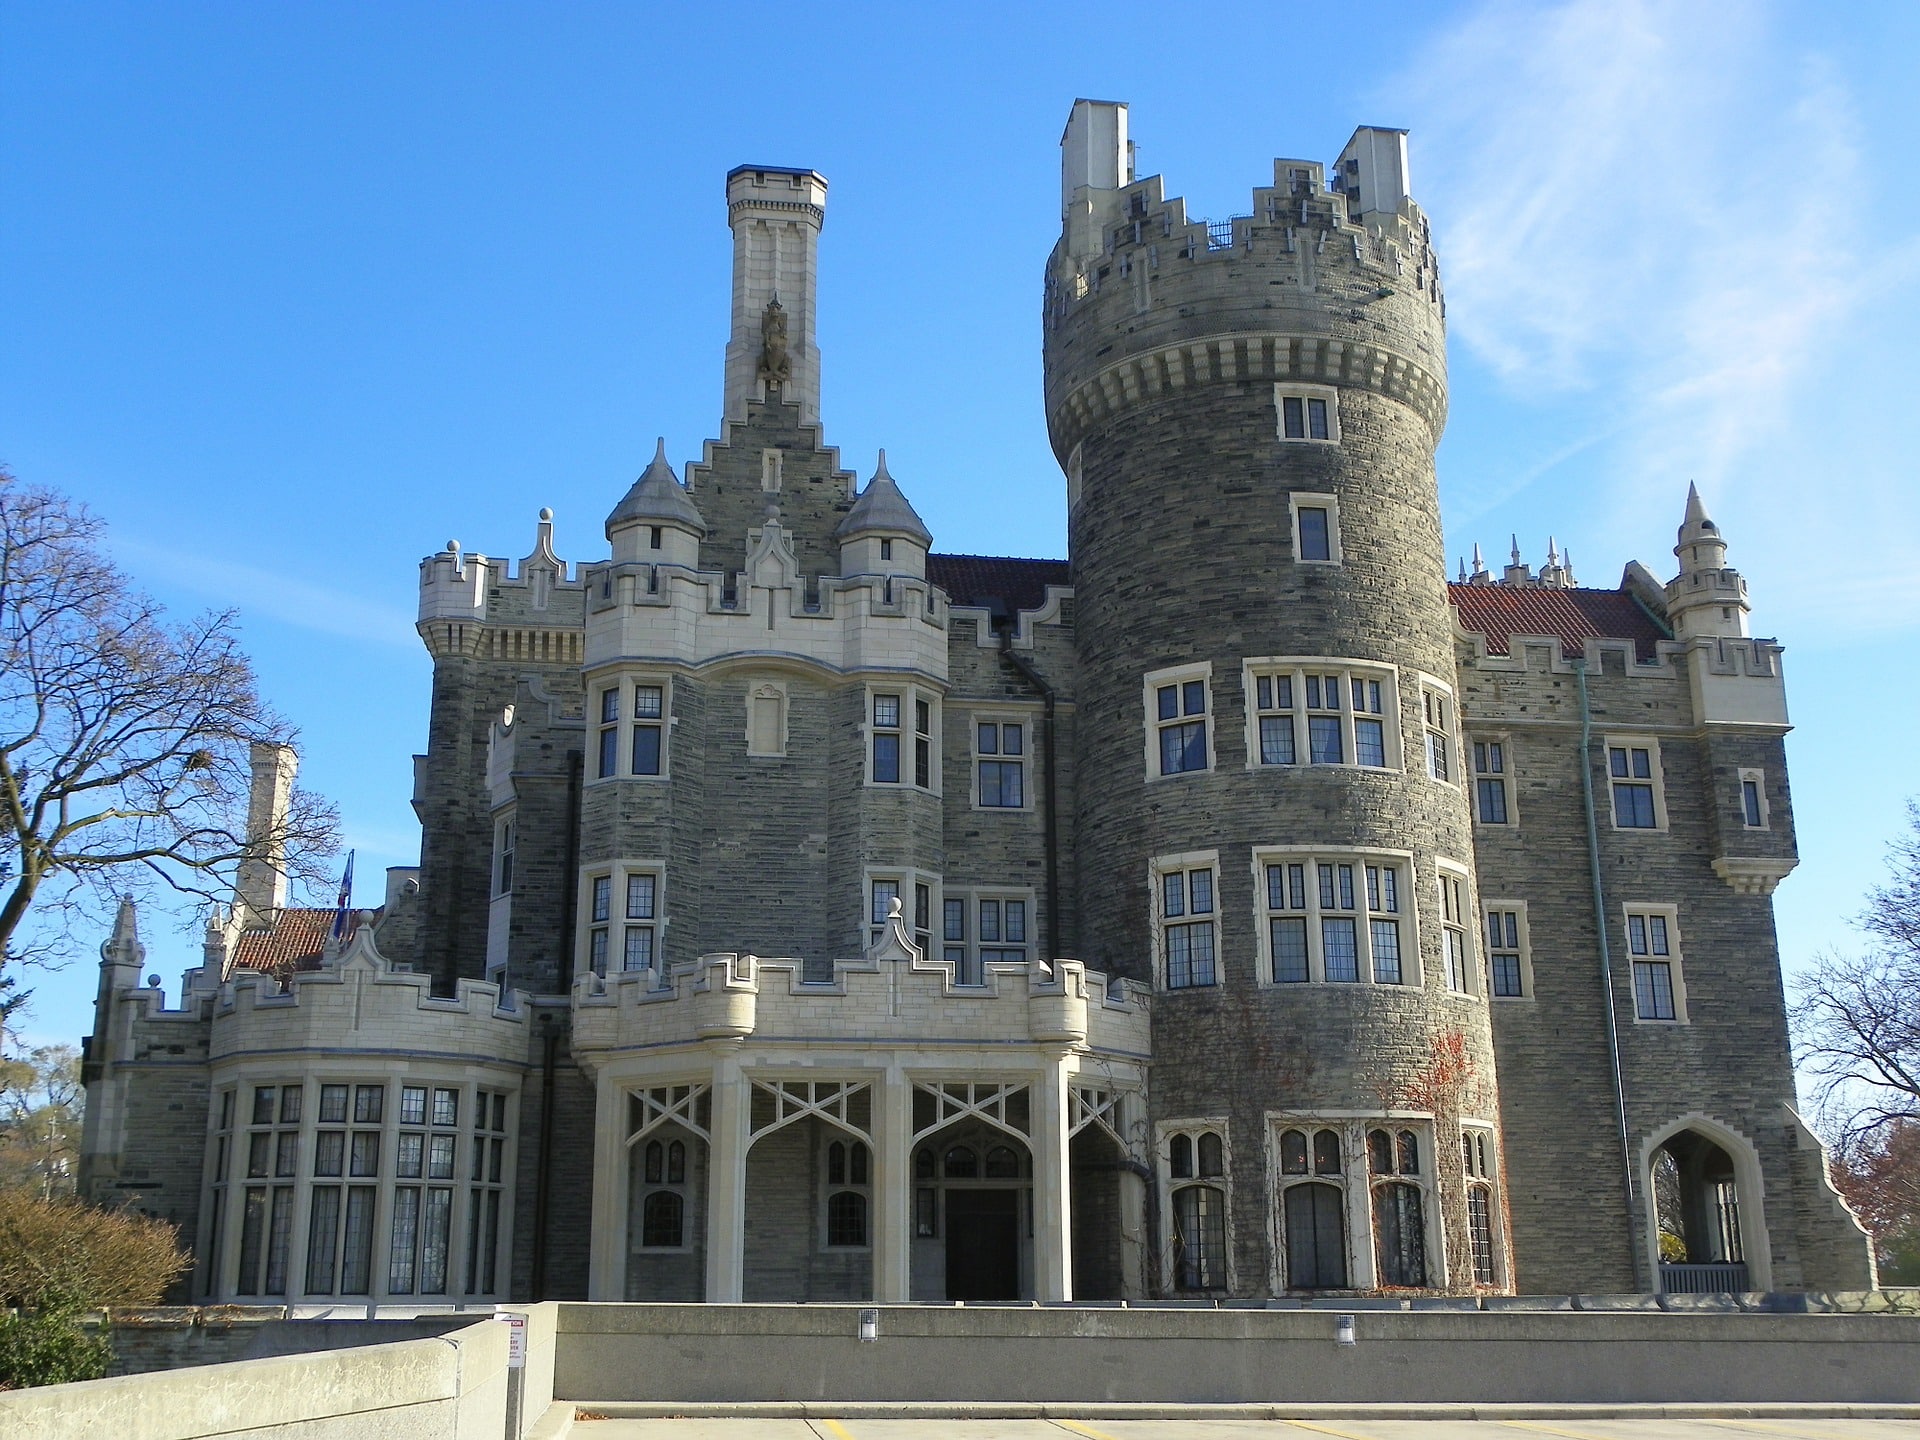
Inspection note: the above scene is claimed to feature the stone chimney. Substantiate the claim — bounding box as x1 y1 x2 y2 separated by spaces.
233 742 296 931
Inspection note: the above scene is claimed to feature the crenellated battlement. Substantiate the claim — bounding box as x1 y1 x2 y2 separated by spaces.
417 509 588 646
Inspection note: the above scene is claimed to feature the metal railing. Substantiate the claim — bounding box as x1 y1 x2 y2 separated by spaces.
1659 1261 1751 1294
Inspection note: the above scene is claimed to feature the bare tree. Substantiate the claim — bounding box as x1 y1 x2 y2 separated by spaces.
0 471 339 978
1793 801 1920 1143
0 1045 81 1199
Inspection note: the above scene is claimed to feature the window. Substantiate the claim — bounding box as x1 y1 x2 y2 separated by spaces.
1472 740 1511 825
1259 851 1411 986
1438 868 1473 994
233 1085 301 1297
1290 493 1342 565
1422 687 1455 782
1165 1125 1229 1291
823 1136 872 1248
1738 767 1768 829
942 890 1033 984
1368 1127 1429 1288
1147 665 1211 777
1278 1125 1348 1290
1462 1128 1498 1286
1626 905 1685 1022
592 676 670 780
868 686 939 791
493 818 515 896
1245 661 1395 771
578 862 666 978
747 683 787 758
975 719 1027 808
1153 856 1218 989
1484 902 1531 999
867 872 935 958
639 1136 691 1248
1607 738 1666 830
1274 384 1340 444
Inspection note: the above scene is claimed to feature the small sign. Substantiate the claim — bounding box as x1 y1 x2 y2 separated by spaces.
493 1310 528 1369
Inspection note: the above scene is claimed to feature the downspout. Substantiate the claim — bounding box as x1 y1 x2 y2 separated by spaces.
997 619 1061 962
1576 657 1645 1291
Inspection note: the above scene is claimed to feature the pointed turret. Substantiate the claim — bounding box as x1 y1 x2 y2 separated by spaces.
1503 534 1532 587
1469 542 1491 584
1665 483 1749 638
836 450 931 578
608 439 706 566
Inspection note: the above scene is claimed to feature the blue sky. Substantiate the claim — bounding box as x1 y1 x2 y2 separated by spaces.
5 0 1918 1056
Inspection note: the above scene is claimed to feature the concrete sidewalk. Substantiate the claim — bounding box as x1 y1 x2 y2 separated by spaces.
569 1419 1920 1440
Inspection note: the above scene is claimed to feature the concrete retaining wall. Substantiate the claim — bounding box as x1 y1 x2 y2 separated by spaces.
0 1312 520 1440
553 1302 1920 1406
97 1309 476 1376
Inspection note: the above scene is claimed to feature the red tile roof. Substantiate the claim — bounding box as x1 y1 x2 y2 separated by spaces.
928 554 1070 615
1448 584 1669 661
227 908 360 981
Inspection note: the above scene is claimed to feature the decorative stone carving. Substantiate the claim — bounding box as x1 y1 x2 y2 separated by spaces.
757 298 790 387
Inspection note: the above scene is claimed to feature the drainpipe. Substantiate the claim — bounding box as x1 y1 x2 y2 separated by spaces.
530 1010 559 1299
1576 658 1645 1291
996 615 1061 962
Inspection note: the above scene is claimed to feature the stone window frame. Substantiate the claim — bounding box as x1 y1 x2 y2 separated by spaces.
1737 766 1770 830
864 682 942 794
1251 845 1420 989
1269 1116 1356 1293
939 885 1037 985
1143 662 1215 781
588 672 674 784
1470 734 1516 828
1150 849 1222 991
970 708 1035 812
1417 676 1460 786
1435 858 1480 998
864 867 940 960
492 813 516 898
1482 899 1534 1001
1241 657 1400 772
1623 902 1688 1024
1273 382 1342 445
1604 734 1670 833
819 1129 874 1251
745 680 789 759
1157 1118 1234 1294
636 1134 693 1252
1264 1112 1445 1293
203 1072 517 1305
577 858 668 979
1065 442 1084 513
1460 1124 1506 1289
1289 491 1343 566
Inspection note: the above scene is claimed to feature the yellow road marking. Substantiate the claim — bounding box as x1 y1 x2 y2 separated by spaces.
1054 1420 1129 1440
815 1420 857 1440
1502 1420 1621 1440
1287 1418 1386 1440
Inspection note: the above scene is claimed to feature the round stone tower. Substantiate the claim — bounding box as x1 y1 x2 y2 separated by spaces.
1044 101 1504 1295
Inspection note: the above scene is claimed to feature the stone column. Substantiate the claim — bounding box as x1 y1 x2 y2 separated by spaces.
586 1067 625 1301
872 1061 913 1302
1031 1050 1074 1303
704 1043 750 1302
1117 1092 1147 1298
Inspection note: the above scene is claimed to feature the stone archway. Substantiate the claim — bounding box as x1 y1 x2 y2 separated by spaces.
1643 1114 1770 1293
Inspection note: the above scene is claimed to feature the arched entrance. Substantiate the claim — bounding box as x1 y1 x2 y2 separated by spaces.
741 1080 875 1302
623 1083 712 1301
1646 1118 1767 1293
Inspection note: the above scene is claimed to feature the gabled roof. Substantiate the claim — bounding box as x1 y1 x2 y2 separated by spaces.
928 554 1071 615
227 908 361 982
1448 584 1670 662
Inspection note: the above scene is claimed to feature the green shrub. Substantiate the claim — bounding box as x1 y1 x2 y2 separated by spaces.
0 1297 111 1390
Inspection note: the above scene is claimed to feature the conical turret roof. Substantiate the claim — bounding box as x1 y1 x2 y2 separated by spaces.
607 438 707 537
836 450 931 545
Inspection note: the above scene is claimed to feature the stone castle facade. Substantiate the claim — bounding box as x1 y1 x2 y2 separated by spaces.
80 101 1873 1307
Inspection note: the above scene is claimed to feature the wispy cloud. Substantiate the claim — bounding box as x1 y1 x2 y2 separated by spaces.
1394 0 1920 638
108 535 419 649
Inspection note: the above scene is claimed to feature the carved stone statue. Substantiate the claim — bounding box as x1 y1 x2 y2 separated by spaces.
757 298 791 387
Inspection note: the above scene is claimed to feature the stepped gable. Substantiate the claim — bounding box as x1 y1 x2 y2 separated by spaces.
927 554 1070 615
1450 582 1670 661
227 908 361 981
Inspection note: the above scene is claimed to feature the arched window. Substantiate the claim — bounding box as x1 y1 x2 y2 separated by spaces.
1372 1181 1427 1287
829 1141 847 1185
984 1145 1021 1179
1280 1129 1308 1175
1368 1128 1393 1175
642 1189 683 1248
944 1145 979 1179
1172 1184 1227 1291
666 1140 686 1185
1197 1132 1224 1178
827 1190 868 1247
1396 1130 1420 1175
644 1140 664 1185
1170 1133 1193 1179
1312 1128 1341 1175
914 1146 935 1180
1283 1180 1347 1290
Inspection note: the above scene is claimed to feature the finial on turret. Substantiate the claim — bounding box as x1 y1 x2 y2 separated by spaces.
836 449 932 546
1457 558 1467 583
606 437 707 542
1665 482 1748 639
539 507 553 523
1503 535 1532 587
1510 535 1521 565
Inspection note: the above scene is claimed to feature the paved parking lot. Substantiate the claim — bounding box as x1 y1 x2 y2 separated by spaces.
572 1418 1920 1440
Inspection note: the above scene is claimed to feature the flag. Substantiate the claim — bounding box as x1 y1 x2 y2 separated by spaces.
330 849 355 945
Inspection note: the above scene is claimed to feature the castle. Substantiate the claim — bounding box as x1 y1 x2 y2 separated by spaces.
79 100 1873 1306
